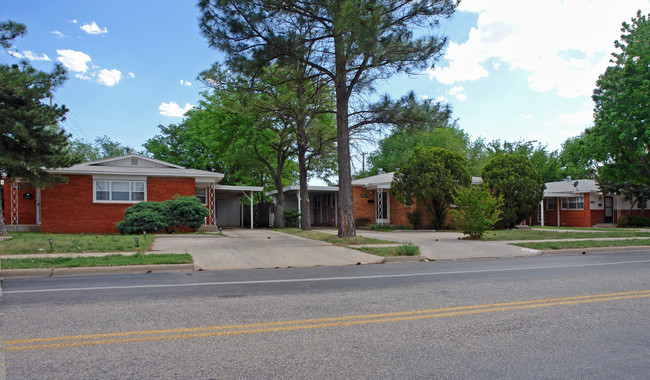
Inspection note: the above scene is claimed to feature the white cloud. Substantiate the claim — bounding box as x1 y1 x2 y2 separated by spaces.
51 30 68 39
56 49 92 72
128 72 135 79
97 69 122 87
519 113 533 121
9 50 51 61
70 19 78 24
159 101 193 117
80 21 108 35
558 103 594 126
449 85 467 101
180 79 192 87
430 0 649 98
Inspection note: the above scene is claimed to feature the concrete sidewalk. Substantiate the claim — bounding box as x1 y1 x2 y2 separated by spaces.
150 229 384 270
322 229 541 260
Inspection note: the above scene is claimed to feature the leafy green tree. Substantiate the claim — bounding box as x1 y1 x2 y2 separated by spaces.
450 186 503 239
199 0 457 237
591 11 650 189
0 20 77 234
481 154 545 229
487 140 563 182
69 135 138 162
391 147 470 229
558 131 600 180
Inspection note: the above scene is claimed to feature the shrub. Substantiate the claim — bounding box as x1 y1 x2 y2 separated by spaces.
450 186 504 239
116 202 170 234
406 210 422 230
116 196 208 234
166 196 209 230
281 209 302 228
617 215 650 228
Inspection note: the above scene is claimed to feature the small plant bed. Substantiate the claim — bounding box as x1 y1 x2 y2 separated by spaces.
0 232 153 255
0 253 192 269
480 229 650 241
513 239 650 250
274 228 394 245
355 243 420 257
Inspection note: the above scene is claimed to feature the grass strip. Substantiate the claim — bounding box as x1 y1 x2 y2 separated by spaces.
512 239 650 250
273 228 395 245
0 232 153 255
0 253 192 269
354 243 420 257
480 229 650 241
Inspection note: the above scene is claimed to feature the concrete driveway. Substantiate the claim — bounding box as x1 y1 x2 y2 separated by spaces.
347 229 540 260
150 229 383 270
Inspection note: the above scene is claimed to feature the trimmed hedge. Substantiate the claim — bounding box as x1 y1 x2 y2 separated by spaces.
617 215 650 228
116 196 209 234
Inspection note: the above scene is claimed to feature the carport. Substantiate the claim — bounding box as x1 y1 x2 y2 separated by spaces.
196 183 263 229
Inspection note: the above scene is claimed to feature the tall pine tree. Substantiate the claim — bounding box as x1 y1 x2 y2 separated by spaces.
0 20 77 234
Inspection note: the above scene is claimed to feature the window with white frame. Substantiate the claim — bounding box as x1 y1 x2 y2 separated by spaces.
94 180 145 202
561 196 584 210
195 187 207 205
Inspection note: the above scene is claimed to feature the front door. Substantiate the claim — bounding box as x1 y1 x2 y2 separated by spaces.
375 191 390 224
604 196 613 223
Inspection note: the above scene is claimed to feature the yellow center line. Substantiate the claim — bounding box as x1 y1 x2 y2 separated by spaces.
6 290 649 352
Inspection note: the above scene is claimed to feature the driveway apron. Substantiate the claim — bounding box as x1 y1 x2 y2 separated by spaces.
150 229 383 270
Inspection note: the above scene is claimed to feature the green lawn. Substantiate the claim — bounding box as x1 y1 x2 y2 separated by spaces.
480 229 650 241
0 232 154 255
513 239 650 250
0 253 192 269
355 243 420 257
273 228 395 245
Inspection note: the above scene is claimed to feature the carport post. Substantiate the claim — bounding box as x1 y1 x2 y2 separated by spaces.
297 192 301 226
540 199 544 226
250 190 254 229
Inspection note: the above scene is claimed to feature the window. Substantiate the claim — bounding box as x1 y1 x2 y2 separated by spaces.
94 180 145 203
195 187 207 205
561 196 584 210
546 198 555 210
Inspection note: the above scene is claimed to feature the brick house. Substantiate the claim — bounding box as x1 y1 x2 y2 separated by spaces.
268 171 481 228
1 155 262 233
532 179 649 227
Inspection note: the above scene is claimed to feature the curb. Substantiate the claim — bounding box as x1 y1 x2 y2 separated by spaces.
383 255 422 263
0 264 195 279
541 246 650 255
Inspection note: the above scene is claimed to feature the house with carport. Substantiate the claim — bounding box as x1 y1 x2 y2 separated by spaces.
1 154 262 233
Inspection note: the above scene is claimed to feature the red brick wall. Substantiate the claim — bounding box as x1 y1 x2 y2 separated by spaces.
352 185 434 228
2 181 38 225
40 175 196 234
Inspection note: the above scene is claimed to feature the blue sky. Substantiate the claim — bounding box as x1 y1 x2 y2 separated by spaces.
3 0 649 171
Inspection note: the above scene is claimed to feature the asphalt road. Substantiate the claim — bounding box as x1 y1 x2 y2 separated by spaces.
2 251 649 379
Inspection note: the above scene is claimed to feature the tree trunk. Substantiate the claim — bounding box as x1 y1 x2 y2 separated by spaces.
334 78 355 237
273 175 285 228
298 137 311 231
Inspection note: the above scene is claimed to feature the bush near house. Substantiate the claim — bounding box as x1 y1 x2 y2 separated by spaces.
617 215 650 228
406 210 422 230
450 186 503 239
281 209 302 228
116 196 208 234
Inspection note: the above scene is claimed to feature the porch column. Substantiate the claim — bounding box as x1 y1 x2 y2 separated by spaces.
540 199 544 226
250 191 254 230
208 184 215 225
557 197 560 227
11 181 19 225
